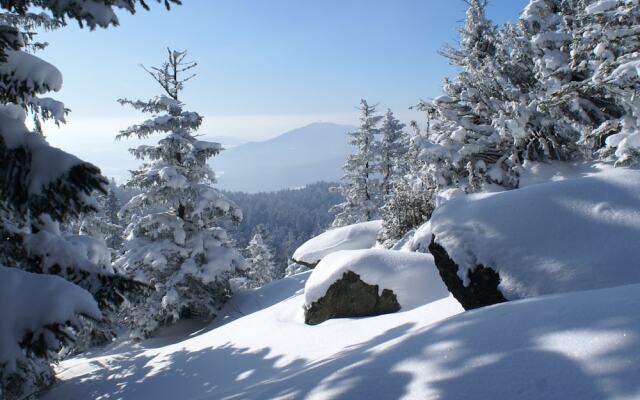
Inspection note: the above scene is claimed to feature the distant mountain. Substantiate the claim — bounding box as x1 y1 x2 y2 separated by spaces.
210 122 354 193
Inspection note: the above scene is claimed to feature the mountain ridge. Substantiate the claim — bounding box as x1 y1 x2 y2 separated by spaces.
210 122 354 193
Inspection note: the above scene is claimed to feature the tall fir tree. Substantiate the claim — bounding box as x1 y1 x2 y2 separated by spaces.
380 116 434 245
331 99 383 227
115 49 245 338
426 0 519 192
0 1 179 398
379 109 408 197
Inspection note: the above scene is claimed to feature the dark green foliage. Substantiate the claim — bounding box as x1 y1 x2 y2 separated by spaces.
224 182 343 274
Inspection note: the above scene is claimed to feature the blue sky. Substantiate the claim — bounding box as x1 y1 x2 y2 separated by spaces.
40 0 529 178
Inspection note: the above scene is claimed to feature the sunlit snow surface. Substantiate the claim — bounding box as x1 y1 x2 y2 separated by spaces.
44 270 640 400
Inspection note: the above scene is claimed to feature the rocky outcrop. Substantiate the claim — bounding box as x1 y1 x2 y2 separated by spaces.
290 258 319 269
304 271 400 325
428 235 507 310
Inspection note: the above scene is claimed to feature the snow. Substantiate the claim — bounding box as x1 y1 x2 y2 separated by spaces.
608 60 640 87
304 249 451 310
24 215 114 276
0 50 63 93
430 167 640 299
399 221 433 253
0 266 100 371
43 271 462 400
585 0 619 14
292 220 382 265
158 166 188 189
0 105 85 194
43 270 640 399
31 97 67 123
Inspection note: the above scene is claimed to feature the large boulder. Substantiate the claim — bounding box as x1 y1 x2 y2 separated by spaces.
428 237 506 310
428 168 640 310
304 270 400 325
292 220 382 268
303 249 451 325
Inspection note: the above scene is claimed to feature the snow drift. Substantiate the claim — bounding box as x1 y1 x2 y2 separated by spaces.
292 220 382 267
430 167 640 300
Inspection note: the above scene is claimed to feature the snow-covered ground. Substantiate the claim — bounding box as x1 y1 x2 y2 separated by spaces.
44 269 640 399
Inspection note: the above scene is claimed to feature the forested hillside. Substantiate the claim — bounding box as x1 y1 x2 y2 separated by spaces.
224 182 343 273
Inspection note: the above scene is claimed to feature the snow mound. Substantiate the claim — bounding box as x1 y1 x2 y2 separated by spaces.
304 249 451 310
292 220 382 266
430 167 640 299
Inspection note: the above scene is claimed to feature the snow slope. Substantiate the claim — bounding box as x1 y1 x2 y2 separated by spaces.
292 220 382 266
430 167 640 299
44 270 640 400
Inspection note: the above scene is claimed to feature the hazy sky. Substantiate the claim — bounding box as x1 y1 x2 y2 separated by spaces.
39 0 529 179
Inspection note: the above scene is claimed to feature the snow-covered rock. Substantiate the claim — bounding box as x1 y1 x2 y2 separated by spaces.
303 249 451 324
291 220 382 267
284 262 309 277
429 167 640 309
43 268 640 399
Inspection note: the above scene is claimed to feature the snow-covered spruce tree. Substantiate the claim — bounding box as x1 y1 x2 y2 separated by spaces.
331 99 383 227
244 232 277 288
380 179 434 245
116 49 245 338
76 187 124 253
509 0 587 163
556 0 640 165
510 0 640 167
421 0 580 194
379 109 408 197
424 0 521 193
0 1 179 398
380 117 434 245
105 182 121 225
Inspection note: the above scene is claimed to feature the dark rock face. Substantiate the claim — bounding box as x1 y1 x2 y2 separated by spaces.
291 258 319 269
428 235 507 310
304 270 401 325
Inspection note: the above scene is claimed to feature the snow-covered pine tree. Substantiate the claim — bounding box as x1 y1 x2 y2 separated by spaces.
244 232 277 288
331 99 383 227
105 182 121 225
511 0 584 163
379 178 433 245
426 0 520 193
0 1 179 398
380 117 434 245
76 188 124 252
561 0 640 165
116 49 245 338
421 0 580 195
379 109 408 197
